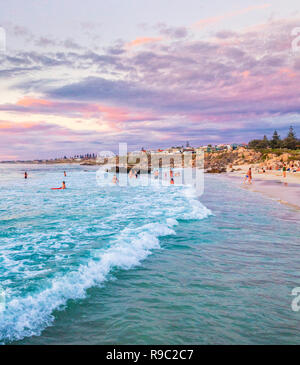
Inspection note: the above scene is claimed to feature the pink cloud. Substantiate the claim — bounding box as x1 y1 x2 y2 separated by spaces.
126 36 163 48
279 68 297 78
97 105 157 123
0 121 37 130
0 154 18 160
242 70 250 79
17 97 53 107
193 4 271 29
1 98 159 126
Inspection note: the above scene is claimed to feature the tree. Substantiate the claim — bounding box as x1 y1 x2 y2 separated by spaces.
283 126 297 150
262 135 269 148
248 139 268 149
270 130 281 149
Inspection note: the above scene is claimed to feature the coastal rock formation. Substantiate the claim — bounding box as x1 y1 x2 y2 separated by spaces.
204 149 262 173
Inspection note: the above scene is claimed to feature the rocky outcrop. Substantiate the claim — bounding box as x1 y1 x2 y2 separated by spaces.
204 149 263 173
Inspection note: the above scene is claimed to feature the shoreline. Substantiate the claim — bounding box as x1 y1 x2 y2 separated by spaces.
224 165 300 211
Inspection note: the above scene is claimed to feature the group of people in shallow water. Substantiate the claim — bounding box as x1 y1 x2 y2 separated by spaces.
111 169 178 185
24 170 67 189
24 168 179 187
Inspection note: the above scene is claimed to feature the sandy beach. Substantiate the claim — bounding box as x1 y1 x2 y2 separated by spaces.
226 164 300 210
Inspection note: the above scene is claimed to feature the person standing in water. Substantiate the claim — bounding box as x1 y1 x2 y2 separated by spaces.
112 175 118 184
24 172 28 179
64 171 67 177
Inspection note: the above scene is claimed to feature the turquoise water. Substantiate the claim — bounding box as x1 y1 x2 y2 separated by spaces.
0 164 300 344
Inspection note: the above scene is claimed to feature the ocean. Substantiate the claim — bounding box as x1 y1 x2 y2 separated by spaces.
0 163 300 344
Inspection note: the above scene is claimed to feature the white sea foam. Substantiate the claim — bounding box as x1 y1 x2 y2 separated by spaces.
0 220 176 343
0 178 211 343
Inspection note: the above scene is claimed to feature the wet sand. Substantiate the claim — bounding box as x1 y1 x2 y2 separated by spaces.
225 172 300 210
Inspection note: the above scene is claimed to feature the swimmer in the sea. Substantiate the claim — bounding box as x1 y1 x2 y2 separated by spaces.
24 171 28 179
64 171 67 177
62 181 66 189
170 178 174 185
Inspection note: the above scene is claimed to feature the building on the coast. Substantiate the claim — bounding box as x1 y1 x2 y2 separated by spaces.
231 143 239 150
168 147 183 154
182 147 195 153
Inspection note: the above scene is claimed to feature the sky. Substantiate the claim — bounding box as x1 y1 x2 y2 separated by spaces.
0 0 300 160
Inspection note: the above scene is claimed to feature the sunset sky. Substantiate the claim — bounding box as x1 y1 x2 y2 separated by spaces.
0 0 300 160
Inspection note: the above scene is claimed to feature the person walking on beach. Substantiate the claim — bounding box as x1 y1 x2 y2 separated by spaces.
243 168 252 184
248 168 252 184
283 164 287 178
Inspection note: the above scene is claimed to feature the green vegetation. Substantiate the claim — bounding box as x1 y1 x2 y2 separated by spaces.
248 126 300 151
